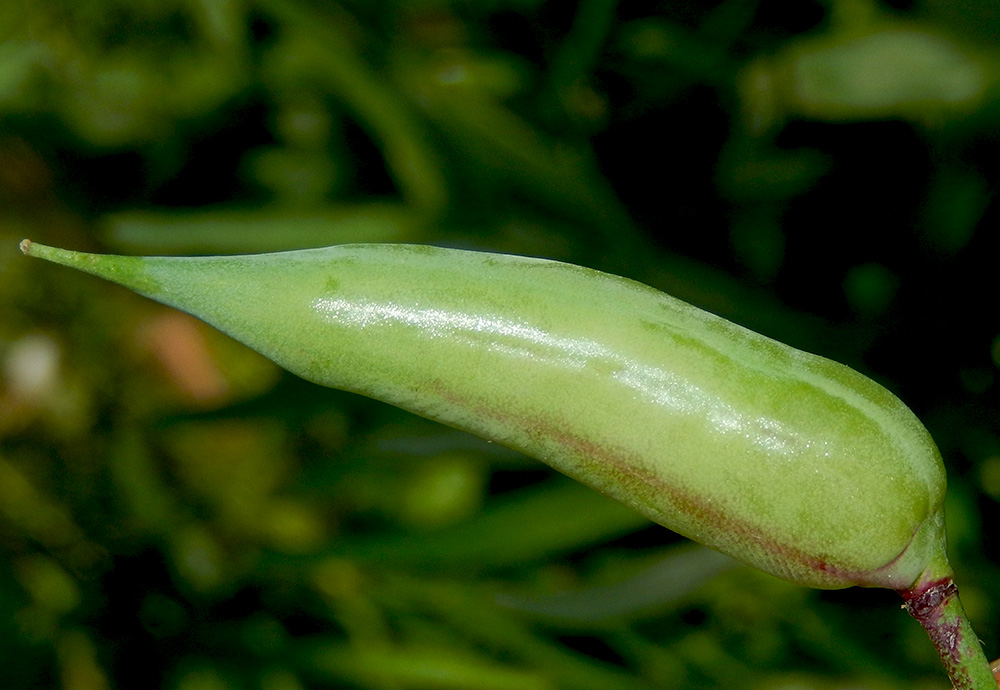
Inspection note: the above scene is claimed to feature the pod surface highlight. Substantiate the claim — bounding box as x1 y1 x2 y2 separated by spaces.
20 240 947 591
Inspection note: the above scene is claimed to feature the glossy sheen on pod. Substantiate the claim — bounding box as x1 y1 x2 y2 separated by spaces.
20 240 948 590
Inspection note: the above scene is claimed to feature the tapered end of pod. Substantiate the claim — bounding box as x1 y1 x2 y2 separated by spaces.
20 240 161 296
21 239 78 263
23 239 98 265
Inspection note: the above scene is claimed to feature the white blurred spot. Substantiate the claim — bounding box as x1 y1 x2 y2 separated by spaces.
4 333 60 403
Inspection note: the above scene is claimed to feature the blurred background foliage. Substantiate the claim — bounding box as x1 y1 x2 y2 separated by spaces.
2 0 1000 688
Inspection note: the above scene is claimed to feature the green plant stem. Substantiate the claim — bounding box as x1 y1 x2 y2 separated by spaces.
900 559 995 690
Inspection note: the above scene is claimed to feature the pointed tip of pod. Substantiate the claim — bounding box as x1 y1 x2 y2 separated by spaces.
20 239 65 262
20 240 74 263
18 240 162 297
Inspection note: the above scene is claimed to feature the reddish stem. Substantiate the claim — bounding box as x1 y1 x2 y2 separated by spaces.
900 572 994 689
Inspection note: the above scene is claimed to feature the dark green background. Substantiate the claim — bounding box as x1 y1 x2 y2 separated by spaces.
2 1 1000 688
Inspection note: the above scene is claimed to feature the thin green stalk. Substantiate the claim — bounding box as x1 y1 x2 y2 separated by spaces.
900 558 994 690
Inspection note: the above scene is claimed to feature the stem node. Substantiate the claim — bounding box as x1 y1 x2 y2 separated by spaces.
900 572 994 689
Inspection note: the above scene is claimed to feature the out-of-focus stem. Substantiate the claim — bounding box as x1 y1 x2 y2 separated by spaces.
900 561 994 690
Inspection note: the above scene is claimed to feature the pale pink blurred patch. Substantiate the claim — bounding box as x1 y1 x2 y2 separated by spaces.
136 311 230 406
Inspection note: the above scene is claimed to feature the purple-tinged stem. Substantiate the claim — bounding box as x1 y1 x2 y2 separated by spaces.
900 562 995 690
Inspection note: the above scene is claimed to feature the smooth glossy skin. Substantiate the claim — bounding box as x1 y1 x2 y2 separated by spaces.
20 240 948 590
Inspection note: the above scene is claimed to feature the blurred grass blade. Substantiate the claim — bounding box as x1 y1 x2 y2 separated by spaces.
303 641 557 690
496 544 736 623
275 479 649 571
257 0 449 216
102 203 422 253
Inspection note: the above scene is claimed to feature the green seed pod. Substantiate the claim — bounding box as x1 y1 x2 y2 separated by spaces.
19 240 947 591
